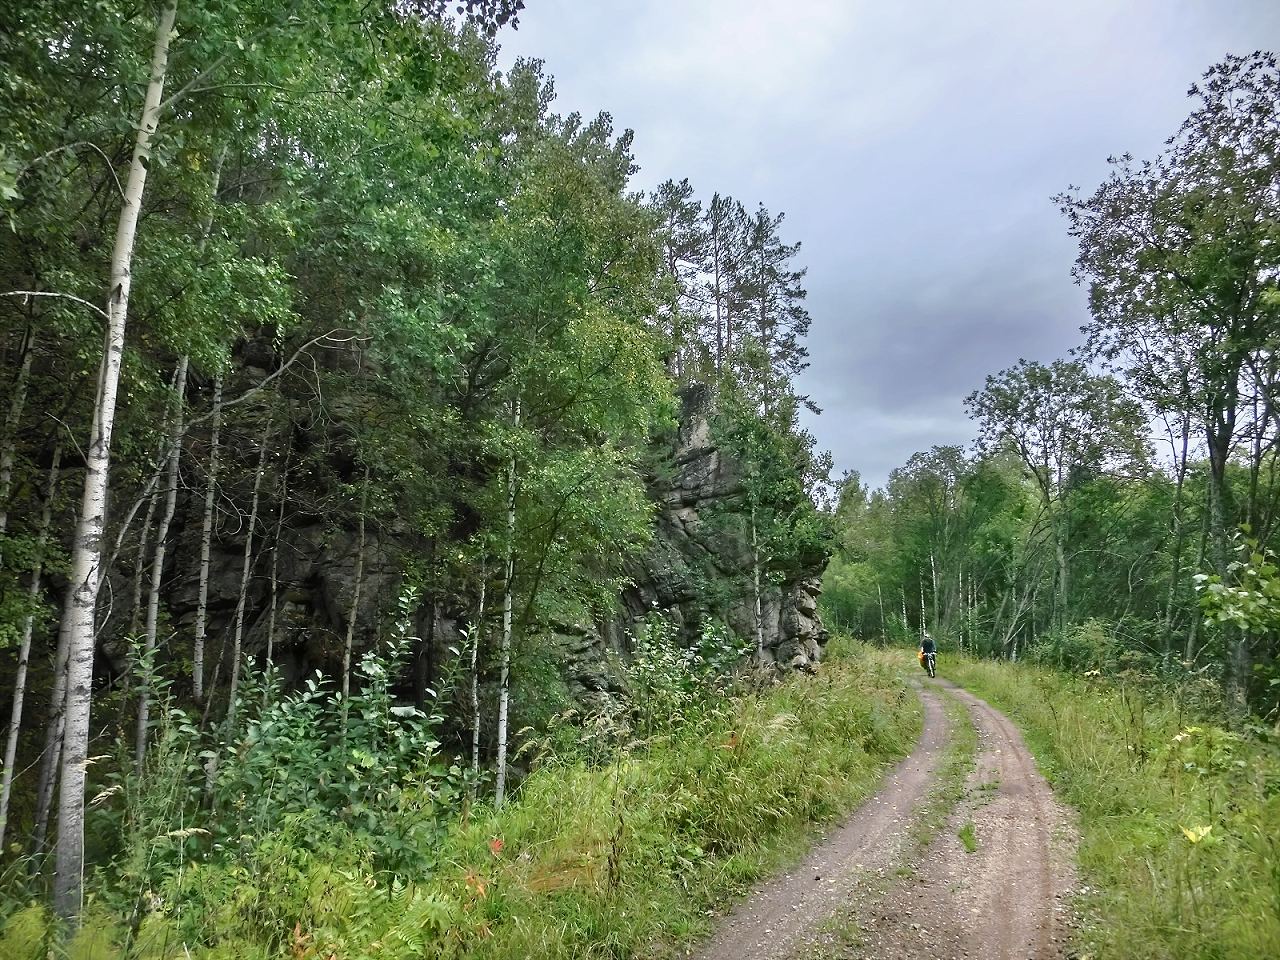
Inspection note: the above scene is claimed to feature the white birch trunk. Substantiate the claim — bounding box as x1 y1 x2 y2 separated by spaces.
184 148 229 702
264 449 289 699
919 578 926 639
340 466 369 734
930 550 938 632
0 443 62 848
750 501 764 664
227 424 269 723
54 1 178 921
192 374 223 703
470 571 487 790
31 620 70 856
105 451 167 575
968 575 975 652
127 487 159 639
135 357 187 772
494 403 519 809
1054 527 1069 632
204 415 269 797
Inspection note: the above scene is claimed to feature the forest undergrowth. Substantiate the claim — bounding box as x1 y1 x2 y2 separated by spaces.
945 656 1280 960
0 638 918 960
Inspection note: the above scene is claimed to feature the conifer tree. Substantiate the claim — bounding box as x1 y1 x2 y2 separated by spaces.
731 204 812 413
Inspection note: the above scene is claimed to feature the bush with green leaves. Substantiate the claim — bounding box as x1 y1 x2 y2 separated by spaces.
25 623 466 956
1 640 918 959
1029 618 1122 672
626 613 749 738
207 639 462 880
1195 528 1280 712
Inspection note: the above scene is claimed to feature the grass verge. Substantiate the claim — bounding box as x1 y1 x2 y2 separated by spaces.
1 642 920 960
946 657 1280 960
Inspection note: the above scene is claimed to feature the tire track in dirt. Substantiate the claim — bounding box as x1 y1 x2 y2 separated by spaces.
691 687 950 960
692 673 1078 960
818 678 1077 960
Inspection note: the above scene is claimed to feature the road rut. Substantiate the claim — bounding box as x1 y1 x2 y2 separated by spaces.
692 676 1077 960
692 687 950 960
839 679 1077 959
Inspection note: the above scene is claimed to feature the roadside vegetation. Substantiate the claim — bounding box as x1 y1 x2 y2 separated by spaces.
0 637 918 959
947 656 1280 960
823 54 1280 723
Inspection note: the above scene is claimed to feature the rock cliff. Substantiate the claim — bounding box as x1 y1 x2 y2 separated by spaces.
563 384 829 706
157 380 828 712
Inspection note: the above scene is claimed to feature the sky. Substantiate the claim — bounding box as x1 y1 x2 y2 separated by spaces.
495 1 1280 489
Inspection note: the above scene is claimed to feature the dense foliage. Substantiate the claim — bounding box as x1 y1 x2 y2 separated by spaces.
0 640 916 958
0 0 833 940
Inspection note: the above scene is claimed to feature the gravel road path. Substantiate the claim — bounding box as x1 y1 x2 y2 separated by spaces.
691 676 1077 960
836 679 1078 960
692 687 950 960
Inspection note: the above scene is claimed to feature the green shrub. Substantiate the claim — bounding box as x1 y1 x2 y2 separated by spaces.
4 636 917 959
0 903 51 960
627 614 748 739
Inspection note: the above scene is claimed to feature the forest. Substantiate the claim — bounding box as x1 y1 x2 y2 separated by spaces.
814 55 1280 958
1 1 1279 958
0 1 839 953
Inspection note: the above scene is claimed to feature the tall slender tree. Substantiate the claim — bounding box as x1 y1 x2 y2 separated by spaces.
53 1 178 920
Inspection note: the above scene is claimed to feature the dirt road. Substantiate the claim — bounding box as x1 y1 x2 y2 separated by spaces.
692 678 1077 960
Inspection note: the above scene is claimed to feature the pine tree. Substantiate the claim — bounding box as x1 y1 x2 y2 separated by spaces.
730 204 811 413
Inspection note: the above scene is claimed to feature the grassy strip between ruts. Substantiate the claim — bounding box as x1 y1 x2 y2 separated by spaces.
1 640 920 960
944 656 1280 960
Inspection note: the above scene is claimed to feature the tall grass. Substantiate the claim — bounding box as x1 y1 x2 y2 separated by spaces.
948 657 1280 960
1 642 919 960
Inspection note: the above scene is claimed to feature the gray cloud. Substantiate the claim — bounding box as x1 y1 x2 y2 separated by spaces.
498 0 1280 486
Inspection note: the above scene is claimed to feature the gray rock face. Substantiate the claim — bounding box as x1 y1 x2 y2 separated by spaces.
560 384 829 707
158 381 827 709
167 514 402 687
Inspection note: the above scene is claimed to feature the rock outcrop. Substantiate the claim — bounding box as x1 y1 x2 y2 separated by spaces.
562 384 830 706
158 379 827 711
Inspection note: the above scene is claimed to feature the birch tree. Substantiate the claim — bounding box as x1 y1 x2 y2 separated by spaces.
493 401 519 809
469 565 487 792
134 356 187 772
204 414 271 797
341 465 370 734
192 375 223 704
53 1 178 921
0 443 61 848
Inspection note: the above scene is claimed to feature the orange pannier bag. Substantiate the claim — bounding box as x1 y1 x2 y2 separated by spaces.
917 650 925 665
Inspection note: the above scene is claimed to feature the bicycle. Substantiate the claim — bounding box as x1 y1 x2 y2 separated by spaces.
919 650 936 678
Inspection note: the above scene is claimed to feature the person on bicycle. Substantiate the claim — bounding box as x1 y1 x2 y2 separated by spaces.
919 631 937 675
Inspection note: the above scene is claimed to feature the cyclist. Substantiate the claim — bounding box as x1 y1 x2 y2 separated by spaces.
919 631 937 677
